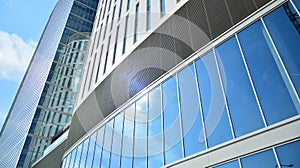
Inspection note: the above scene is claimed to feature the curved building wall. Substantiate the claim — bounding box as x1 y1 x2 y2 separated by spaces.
67 0 273 149
63 0 300 167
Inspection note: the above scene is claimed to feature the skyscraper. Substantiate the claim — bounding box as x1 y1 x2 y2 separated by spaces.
2 0 300 167
0 0 99 167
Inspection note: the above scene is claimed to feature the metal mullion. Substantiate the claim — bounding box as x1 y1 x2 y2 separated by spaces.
193 61 208 149
213 48 236 139
289 0 300 16
175 73 186 157
74 0 97 11
83 138 91 167
108 119 115 168
119 112 125 168
132 103 136 168
146 93 149 168
261 18 300 111
69 12 94 24
160 84 165 166
64 27 91 38
99 125 106 167
238 158 242 168
78 140 85 168
273 147 282 168
235 34 268 127
90 131 98 168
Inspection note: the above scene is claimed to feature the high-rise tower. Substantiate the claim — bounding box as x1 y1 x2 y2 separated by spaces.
0 0 99 167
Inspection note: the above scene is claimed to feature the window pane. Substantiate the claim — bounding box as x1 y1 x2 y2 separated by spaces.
178 64 206 156
110 113 124 168
215 37 264 137
263 6 300 102
79 138 90 167
92 127 105 168
134 94 147 167
241 150 277 167
215 160 240 168
69 149 77 168
238 20 298 125
276 140 300 168
121 106 135 168
86 133 97 168
148 86 163 168
195 51 233 148
163 76 183 164
101 120 114 168
73 143 83 168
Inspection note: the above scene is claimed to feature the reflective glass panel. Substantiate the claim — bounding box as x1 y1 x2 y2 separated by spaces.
121 105 135 168
238 20 298 125
79 138 90 167
178 64 206 156
215 36 264 137
215 160 240 168
264 6 300 104
64 154 71 168
69 149 76 168
86 133 97 168
195 51 233 148
241 149 277 167
163 76 183 164
276 140 300 168
134 94 147 167
73 143 83 168
92 127 105 168
110 113 124 168
148 86 163 168
101 120 114 168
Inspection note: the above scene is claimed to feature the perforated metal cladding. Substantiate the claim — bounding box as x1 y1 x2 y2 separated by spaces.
69 0 272 148
226 0 257 24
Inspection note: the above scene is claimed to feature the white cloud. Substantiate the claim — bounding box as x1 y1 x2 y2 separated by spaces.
0 31 37 82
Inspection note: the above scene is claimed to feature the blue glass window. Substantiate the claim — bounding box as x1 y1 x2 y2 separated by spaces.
85 133 97 168
69 148 76 168
134 3 139 43
79 138 90 167
148 86 163 168
110 113 124 168
276 140 300 168
178 64 206 156
133 94 147 167
122 16 129 54
241 149 277 167
147 0 151 30
92 127 104 168
121 105 135 168
73 142 83 167
195 51 233 148
215 36 265 137
101 120 114 168
163 76 183 164
263 6 300 105
237 20 298 125
215 160 240 168
161 0 166 16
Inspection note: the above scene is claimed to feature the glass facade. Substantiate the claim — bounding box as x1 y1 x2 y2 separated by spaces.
62 2 300 167
215 140 300 168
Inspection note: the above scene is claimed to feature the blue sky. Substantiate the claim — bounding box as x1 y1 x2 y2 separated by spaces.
0 0 58 130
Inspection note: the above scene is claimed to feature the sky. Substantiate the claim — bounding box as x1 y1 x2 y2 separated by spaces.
0 0 58 130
